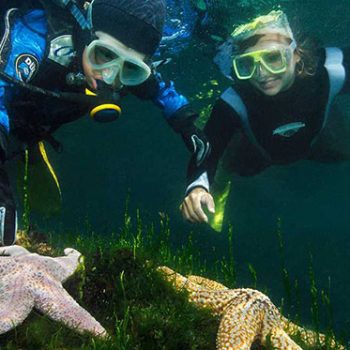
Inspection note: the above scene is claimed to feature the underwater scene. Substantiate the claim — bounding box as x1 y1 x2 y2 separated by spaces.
1 0 350 349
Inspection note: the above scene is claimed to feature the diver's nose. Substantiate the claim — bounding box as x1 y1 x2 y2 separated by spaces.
255 62 269 79
112 76 123 91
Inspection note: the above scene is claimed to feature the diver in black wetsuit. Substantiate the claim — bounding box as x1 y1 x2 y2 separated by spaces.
0 0 210 245
181 10 350 230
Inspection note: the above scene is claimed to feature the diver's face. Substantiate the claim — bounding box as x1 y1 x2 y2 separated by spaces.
82 32 147 91
245 34 300 96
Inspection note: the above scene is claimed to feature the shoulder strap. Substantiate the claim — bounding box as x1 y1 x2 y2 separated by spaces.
312 47 346 146
220 87 271 161
322 48 346 129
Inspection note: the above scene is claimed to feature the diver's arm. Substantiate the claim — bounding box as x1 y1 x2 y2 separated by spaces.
186 98 239 192
128 72 211 165
153 73 211 165
182 99 239 223
127 72 190 116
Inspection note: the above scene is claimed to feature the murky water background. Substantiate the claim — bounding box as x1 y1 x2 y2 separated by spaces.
24 0 350 339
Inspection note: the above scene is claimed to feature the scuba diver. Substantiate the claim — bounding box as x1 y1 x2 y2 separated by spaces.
159 0 226 57
181 10 350 231
158 0 209 56
0 0 210 245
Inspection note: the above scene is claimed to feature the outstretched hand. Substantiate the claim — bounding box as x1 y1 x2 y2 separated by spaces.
180 187 215 223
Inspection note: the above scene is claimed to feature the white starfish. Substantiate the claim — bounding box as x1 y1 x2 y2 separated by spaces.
0 245 107 337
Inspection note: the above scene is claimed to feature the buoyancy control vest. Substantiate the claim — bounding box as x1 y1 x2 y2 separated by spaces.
0 0 121 141
0 1 97 218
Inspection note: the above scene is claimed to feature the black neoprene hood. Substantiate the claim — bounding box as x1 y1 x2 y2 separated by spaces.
91 0 166 56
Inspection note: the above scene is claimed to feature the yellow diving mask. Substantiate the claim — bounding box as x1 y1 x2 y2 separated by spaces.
233 40 296 80
86 32 151 86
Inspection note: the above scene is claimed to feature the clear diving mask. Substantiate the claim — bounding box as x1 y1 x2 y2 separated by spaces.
86 35 151 86
233 40 297 80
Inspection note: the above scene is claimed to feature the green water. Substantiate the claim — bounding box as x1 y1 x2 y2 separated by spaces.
24 0 350 341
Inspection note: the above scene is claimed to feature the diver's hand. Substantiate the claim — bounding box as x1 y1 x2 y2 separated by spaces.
181 187 215 223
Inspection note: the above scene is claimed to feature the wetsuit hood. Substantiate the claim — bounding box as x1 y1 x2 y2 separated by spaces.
89 0 166 57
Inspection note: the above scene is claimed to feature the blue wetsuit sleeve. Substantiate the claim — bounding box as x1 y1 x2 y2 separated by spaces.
128 71 212 162
152 72 190 119
127 72 198 129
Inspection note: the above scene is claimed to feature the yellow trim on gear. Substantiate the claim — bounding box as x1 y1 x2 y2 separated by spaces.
209 180 232 232
85 88 97 96
232 10 284 38
90 104 122 118
38 141 62 196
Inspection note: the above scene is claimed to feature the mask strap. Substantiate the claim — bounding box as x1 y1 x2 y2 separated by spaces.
86 0 94 29
289 39 297 51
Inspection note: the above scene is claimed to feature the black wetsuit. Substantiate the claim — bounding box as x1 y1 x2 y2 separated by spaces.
187 47 350 191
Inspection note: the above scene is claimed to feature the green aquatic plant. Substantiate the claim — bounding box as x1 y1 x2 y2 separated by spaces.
220 224 236 287
190 80 223 129
309 253 320 336
22 147 30 232
275 219 348 350
0 206 348 349
247 263 258 289
276 217 293 310
114 305 131 350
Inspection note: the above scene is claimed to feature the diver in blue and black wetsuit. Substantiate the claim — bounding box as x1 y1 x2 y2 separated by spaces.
181 10 350 230
159 0 209 56
0 0 210 245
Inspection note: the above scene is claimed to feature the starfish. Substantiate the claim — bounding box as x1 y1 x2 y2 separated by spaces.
0 245 107 337
158 266 344 350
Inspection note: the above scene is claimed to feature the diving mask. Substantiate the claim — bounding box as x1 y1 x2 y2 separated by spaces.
233 40 297 80
86 33 151 86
